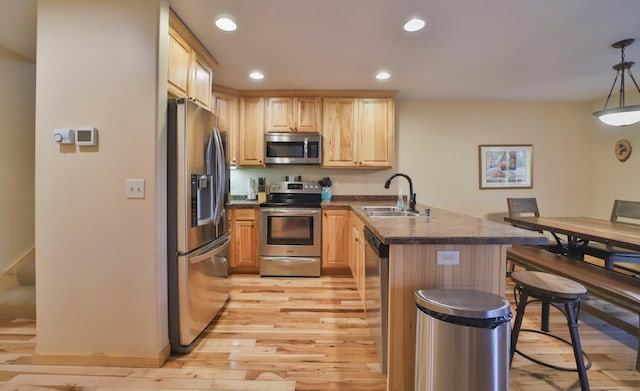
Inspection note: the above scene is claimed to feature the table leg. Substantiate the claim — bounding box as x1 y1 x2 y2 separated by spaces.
567 235 586 261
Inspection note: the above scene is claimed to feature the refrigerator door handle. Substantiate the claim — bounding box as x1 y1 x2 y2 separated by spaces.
189 233 231 264
205 132 214 177
212 127 226 226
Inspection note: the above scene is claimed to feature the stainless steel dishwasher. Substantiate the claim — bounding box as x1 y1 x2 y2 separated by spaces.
363 226 389 374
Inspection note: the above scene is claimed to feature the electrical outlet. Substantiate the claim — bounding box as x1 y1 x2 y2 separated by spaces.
126 179 145 199
437 250 460 265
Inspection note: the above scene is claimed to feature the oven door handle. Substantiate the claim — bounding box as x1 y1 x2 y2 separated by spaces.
260 208 321 216
261 256 319 264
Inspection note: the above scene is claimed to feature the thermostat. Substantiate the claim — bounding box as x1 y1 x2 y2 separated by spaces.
76 127 98 146
53 128 74 144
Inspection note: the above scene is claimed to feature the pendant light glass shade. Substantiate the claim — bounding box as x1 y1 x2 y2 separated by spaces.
593 39 640 127
593 105 640 126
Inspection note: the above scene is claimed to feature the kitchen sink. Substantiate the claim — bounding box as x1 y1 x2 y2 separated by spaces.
360 206 422 217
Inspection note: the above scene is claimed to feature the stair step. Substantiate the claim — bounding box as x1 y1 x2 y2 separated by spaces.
0 286 36 319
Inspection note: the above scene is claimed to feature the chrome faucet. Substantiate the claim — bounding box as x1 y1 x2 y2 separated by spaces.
384 173 417 212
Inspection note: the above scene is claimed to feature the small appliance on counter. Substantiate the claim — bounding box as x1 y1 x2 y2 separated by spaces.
257 177 266 203
246 177 257 200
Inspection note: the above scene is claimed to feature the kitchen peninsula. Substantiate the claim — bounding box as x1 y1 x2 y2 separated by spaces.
325 200 547 391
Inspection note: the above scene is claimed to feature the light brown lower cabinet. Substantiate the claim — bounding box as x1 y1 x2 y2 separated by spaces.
321 208 351 275
229 207 259 273
350 212 366 305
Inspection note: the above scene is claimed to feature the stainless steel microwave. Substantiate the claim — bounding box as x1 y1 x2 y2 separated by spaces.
265 133 321 165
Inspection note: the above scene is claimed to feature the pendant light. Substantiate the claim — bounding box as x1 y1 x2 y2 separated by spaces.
593 39 640 127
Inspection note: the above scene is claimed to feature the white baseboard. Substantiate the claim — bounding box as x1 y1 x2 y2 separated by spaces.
32 343 171 368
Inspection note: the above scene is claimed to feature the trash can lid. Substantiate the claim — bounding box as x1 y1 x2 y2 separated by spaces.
415 289 510 319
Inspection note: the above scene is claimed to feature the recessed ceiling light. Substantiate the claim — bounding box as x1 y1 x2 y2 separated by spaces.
215 17 237 32
376 72 391 80
249 71 264 80
404 18 425 32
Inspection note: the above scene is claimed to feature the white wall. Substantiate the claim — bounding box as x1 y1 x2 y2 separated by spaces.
35 0 169 358
0 47 35 273
395 99 595 220
589 94 640 218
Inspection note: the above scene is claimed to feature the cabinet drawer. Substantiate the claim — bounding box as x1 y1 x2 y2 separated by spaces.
234 208 257 220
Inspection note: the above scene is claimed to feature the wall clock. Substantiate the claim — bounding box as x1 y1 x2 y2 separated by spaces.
615 139 632 162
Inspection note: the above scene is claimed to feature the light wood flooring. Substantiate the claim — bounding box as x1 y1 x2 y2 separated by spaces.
1 274 639 390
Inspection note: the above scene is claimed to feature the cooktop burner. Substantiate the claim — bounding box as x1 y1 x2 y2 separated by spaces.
261 181 322 208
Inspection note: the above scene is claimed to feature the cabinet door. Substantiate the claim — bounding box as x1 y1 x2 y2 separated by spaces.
322 97 358 167
213 93 238 165
295 97 321 132
167 28 191 98
350 212 366 305
357 232 366 304
266 97 294 132
190 55 213 110
238 97 265 166
357 98 394 168
230 209 259 273
350 224 366 304
350 225 359 282
321 209 351 274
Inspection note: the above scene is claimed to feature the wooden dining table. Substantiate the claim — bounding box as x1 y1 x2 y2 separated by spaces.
504 216 640 268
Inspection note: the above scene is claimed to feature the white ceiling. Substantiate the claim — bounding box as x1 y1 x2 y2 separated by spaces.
3 0 640 101
168 0 640 101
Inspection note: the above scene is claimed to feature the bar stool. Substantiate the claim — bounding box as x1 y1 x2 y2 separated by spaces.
509 270 592 391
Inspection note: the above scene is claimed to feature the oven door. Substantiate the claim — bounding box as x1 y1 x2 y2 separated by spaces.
260 208 321 257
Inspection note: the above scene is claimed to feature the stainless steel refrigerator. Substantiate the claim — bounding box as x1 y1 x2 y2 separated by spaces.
167 98 230 353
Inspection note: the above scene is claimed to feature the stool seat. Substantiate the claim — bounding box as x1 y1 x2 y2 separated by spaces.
511 270 587 300
510 270 591 391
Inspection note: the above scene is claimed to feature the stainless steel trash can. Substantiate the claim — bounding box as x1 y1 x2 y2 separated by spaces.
415 289 512 391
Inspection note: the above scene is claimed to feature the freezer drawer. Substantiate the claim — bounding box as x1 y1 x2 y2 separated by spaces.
259 256 321 277
170 233 231 352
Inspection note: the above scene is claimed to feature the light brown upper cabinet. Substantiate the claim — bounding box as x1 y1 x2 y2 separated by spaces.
266 97 322 133
213 91 238 165
238 97 265 166
168 10 217 111
322 97 394 168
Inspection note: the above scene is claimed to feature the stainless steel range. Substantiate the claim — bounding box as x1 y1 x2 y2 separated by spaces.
259 180 322 277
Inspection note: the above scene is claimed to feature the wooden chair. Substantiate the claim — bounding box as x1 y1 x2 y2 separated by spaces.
506 197 567 255
582 200 640 270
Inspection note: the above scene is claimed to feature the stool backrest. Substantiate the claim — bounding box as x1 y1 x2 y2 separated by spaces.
611 200 640 224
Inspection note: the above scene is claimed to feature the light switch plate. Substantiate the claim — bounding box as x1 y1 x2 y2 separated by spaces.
437 250 460 265
126 179 145 199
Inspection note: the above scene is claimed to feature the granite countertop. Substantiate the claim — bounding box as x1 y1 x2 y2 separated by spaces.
323 198 547 246
228 196 260 207
227 194 546 246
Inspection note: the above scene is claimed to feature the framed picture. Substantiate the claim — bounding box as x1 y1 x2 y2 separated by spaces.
478 144 533 189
